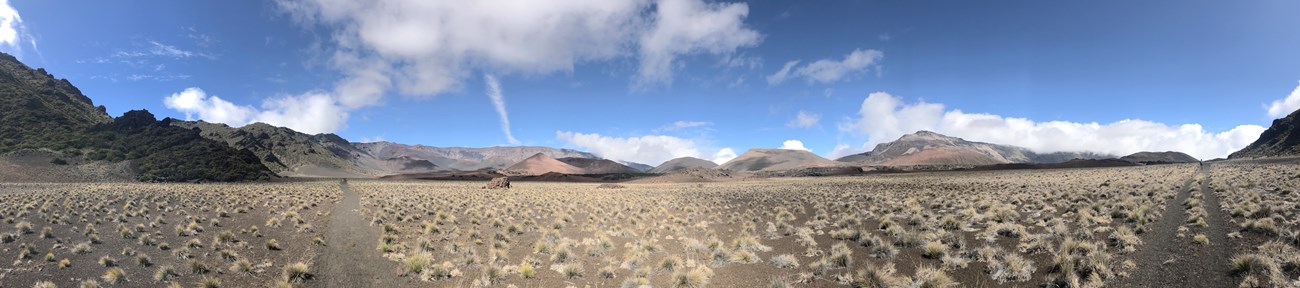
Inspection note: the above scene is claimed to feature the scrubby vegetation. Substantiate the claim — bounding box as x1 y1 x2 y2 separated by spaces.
348 164 1194 287
1211 161 1300 287
8 160 1297 287
0 182 333 287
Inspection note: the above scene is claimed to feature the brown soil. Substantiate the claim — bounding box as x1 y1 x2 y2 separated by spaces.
315 181 410 287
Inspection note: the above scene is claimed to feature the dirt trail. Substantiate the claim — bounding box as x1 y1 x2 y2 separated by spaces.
1117 163 1233 288
316 181 404 288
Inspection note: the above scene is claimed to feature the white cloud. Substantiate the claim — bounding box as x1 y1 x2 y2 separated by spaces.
149 41 194 58
1267 81 1300 118
278 0 759 98
164 88 256 126
254 92 349 134
654 120 713 133
0 0 36 58
270 0 760 134
768 48 883 85
825 143 868 160
711 147 737 164
840 92 1267 160
779 140 810 151
787 110 820 128
163 87 348 134
484 74 520 145
765 60 799 85
0 0 19 46
556 131 733 166
673 121 712 129
637 0 761 87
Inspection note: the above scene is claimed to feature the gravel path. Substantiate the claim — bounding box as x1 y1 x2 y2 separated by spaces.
316 181 404 288
1117 163 1233 288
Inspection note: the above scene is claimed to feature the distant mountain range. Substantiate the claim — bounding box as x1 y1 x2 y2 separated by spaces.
650 157 718 173
354 142 597 172
0 51 1275 183
718 149 839 172
836 131 1113 166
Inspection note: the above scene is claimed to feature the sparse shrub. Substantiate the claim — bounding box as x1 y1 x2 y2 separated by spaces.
731 250 761 264
230 259 253 275
661 256 682 272
199 277 221 288
519 262 536 279
154 265 178 282
1242 218 1280 236
98 256 117 267
1193 234 1210 245
562 263 585 279
480 265 504 285
908 266 957 288
1231 253 1285 285
102 267 126 284
404 253 432 275
190 259 209 274
672 267 713 288
922 241 948 259
422 261 455 280
283 262 311 283
987 251 1034 283
770 254 799 269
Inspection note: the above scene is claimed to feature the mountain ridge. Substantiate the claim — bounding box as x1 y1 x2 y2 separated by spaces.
847 130 1112 166
1230 108 1300 159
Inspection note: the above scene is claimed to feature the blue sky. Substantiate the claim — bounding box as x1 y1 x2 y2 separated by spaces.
4 0 1300 165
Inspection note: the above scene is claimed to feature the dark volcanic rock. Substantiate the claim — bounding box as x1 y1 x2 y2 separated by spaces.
1121 151 1199 164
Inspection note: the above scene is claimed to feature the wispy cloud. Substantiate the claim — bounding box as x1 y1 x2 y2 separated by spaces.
0 0 39 60
148 40 214 59
786 110 820 128
484 74 520 145
654 120 713 133
768 48 883 85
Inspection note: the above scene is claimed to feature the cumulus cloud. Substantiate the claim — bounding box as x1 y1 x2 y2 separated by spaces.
779 140 810 151
556 131 734 165
267 0 760 134
163 87 348 134
768 48 883 85
840 92 1267 160
484 74 520 145
164 88 256 125
1267 81 1300 118
637 0 761 86
787 110 820 128
277 0 759 98
711 147 738 164
254 92 349 134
